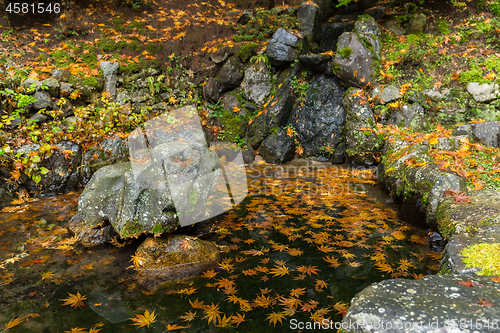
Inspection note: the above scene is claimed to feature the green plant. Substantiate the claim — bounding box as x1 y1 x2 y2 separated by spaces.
290 72 309 104
208 100 224 119
338 47 353 59
250 53 271 71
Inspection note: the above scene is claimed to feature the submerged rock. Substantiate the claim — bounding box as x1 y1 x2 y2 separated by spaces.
135 235 220 291
67 213 117 247
343 275 500 333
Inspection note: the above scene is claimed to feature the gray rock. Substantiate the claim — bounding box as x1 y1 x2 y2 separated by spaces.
220 93 241 114
59 82 74 96
266 28 307 67
290 75 345 161
240 59 271 107
407 12 427 34
298 53 332 72
311 0 331 20
298 2 322 45
437 189 500 239
38 141 82 193
129 89 150 104
452 124 471 136
467 82 500 102
67 213 116 247
203 78 220 102
55 98 74 117
33 91 52 110
382 16 406 36
258 128 295 164
343 275 500 333
22 78 41 95
354 14 382 56
29 113 48 124
320 20 355 52
363 6 386 20
80 136 129 185
99 61 119 100
424 87 451 102
433 135 467 151
344 87 382 166
42 77 60 97
370 85 402 103
471 121 500 148
246 66 299 149
16 144 40 155
116 91 129 106
51 68 71 82
217 56 244 93
237 9 253 25
78 140 221 238
331 31 375 88
388 104 428 132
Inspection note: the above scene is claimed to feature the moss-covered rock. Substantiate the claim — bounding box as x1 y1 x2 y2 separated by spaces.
135 235 220 291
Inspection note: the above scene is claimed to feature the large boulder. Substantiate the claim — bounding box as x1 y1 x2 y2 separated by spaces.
298 2 322 46
135 235 220 291
330 15 381 88
266 28 308 67
246 66 299 149
343 88 382 166
78 140 221 239
21 78 41 94
258 128 296 164
290 75 345 162
240 58 272 107
343 275 500 333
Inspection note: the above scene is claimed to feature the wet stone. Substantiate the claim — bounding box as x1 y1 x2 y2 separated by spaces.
343 275 500 333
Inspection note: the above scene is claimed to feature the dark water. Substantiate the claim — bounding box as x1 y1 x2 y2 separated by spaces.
0 160 439 332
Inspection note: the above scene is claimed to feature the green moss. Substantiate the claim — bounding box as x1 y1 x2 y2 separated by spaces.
112 17 124 30
119 62 141 75
238 42 259 62
81 51 98 68
459 68 484 84
151 224 167 234
122 220 143 237
338 47 353 59
435 18 451 35
220 109 243 143
52 50 74 65
461 243 500 275
438 262 452 275
68 75 101 90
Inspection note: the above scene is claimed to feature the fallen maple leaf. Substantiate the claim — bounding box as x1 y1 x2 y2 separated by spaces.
458 280 483 287
130 309 157 328
477 298 497 307
60 291 86 308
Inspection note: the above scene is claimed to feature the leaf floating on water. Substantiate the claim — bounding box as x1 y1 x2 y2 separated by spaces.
130 309 157 328
60 291 86 308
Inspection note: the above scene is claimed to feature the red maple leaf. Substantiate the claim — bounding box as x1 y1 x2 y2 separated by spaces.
458 280 483 287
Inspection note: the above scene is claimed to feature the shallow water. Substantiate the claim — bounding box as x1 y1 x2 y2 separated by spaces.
0 160 439 332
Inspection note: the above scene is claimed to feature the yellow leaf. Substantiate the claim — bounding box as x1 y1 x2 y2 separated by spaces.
130 309 157 328
4 317 23 329
428 137 438 145
60 292 86 308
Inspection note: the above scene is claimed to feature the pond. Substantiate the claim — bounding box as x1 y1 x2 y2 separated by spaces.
0 159 440 332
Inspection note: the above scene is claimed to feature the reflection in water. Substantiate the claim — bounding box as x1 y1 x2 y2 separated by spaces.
0 160 439 332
